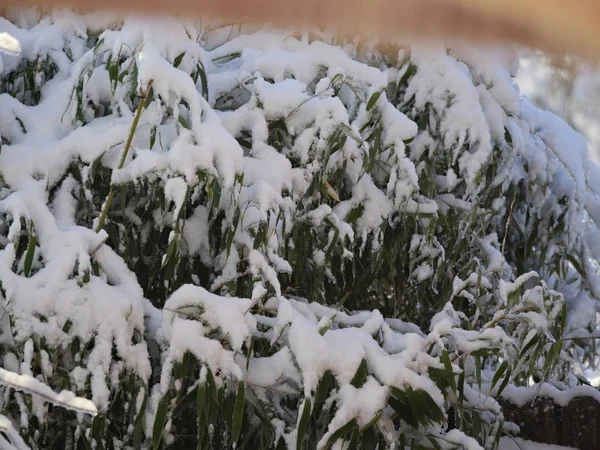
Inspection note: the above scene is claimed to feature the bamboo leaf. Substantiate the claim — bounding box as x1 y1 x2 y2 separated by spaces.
440 350 456 394
231 381 245 444
475 355 482 390
296 397 311 450
174 52 185 68
23 228 36 277
350 359 368 388
366 90 383 112
152 395 169 450
491 361 508 391
322 420 356 450
497 366 512 397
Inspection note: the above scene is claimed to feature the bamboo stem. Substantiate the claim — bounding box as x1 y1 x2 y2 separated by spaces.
95 80 153 233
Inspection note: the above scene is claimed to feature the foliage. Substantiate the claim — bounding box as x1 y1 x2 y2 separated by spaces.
0 9 599 450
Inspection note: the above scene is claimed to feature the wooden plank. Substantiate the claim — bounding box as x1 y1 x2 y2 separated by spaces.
563 396 600 450
500 395 600 450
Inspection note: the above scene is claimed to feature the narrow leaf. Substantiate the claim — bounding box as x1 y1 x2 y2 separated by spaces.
491 361 508 391
366 90 383 111
296 397 311 450
23 229 36 277
174 52 185 68
152 396 169 450
231 381 245 444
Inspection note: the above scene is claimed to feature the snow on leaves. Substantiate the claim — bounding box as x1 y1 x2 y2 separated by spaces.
0 8 598 450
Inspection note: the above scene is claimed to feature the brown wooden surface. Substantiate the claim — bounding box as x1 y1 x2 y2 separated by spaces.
500 395 600 450
4 0 600 57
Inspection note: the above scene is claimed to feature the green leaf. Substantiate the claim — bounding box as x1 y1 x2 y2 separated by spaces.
143 87 154 109
491 361 508 391
473 355 481 390
318 315 336 336
497 366 512 397
346 423 359 450
314 371 333 414
410 389 445 425
120 185 127 217
388 388 417 428
296 397 311 450
198 63 209 101
152 395 169 450
206 367 219 406
397 64 416 88
196 382 206 418
210 178 222 211
198 382 209 448
23 228 36 277
324 228 340 260
90 414 106 449
428 436 442 450
231 381 245 444
174 52 185 68
150 125 157 149
440 350 456 394
329 73 344 87
366 90 383 112
322 420 357 450
360 410 382 432
519 333 540 359
118 69 129 82
178 114 191 129
350 359 368 388
560 302 567 336
108 59 118 89
504 127 513 145
567 254 585 277
362 426 378 450
92 38 105 53
133 389 148 450
345 205 364 224
472 410 482 439
494 421 504 447
161 238 179 270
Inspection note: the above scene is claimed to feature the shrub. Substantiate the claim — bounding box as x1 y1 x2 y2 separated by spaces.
0 9 599 450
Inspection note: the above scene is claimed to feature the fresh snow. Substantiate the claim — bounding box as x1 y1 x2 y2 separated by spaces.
0 367 97 416
0 7 599 450
501 382 600 408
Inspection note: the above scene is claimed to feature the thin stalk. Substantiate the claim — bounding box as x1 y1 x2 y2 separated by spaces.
501 190 517 256
96 80 153 233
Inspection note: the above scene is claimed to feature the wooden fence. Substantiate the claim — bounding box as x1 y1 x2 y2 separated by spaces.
499 395 600 450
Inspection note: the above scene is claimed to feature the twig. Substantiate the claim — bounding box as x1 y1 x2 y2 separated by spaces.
95 80 153 233
501 190 517 256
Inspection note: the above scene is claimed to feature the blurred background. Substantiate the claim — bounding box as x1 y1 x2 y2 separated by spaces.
518 51 600 164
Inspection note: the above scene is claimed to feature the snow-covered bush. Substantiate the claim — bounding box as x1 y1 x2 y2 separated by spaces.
0 8 599 450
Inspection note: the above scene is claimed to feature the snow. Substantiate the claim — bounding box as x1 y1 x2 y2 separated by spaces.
0 367 97 416
1 8 600 450
500 382 600 408
161 284 255 352
0 414 29 450
0 32 21 55
406 45 493 189
239 347 301 395
317 377 388 449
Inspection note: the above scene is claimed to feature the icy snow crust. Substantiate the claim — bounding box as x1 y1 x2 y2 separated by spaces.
0 8 599 450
